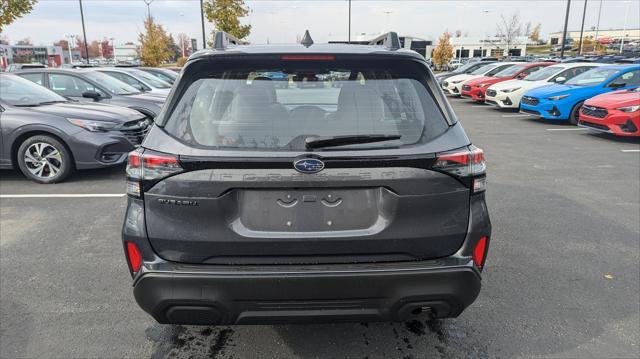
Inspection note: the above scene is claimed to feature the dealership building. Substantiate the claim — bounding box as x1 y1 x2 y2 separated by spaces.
448 36 530 59
547 28 640 44
328 33 434 58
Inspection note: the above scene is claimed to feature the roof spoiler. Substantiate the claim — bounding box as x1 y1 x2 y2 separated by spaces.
213 31 248 50
368 32 401 50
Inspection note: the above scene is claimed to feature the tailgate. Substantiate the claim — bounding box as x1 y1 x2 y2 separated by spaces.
144 165 470 264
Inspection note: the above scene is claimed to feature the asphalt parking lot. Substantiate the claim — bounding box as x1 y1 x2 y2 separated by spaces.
1 99 639 359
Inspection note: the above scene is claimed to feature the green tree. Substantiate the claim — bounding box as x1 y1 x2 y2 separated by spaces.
432 32 454 68
203 0 251 40
138 16 172 67
0 0 37 32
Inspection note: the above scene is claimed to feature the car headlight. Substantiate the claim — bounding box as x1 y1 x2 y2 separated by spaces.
547 94 570 101
616 105 640 112
68 118 118 132
501 87 521 93
451 80 464 84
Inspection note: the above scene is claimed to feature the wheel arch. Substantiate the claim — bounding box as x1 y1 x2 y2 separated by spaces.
11 130 76 170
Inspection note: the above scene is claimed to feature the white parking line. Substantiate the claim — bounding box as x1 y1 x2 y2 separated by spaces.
501 114 531 118
620 149 640 153
545 128 589 131
0 194 126 198
471 105 487 108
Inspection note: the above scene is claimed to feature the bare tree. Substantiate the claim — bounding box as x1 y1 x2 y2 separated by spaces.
496 13 522 55
524 22 532 38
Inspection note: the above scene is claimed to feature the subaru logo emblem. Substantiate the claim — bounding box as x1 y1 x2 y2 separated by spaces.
294 158 325 174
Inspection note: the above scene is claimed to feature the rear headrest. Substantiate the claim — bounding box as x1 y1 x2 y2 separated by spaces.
251 77 277 103
337 82 385 119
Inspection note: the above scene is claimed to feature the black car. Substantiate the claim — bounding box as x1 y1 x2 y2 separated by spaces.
123 31 491 325
139 67 179 84
0 74 150 183
16 68 165 119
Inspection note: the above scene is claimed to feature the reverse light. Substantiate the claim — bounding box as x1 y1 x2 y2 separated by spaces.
67 118 118 132
126 149 183 197
473 236 488 268
616 105 640 113
501 87 521 93
547 94 570 101
125 242 142 274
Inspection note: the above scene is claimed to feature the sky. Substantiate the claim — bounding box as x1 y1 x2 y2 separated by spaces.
2 0 639 49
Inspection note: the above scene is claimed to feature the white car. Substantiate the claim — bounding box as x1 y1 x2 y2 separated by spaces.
441 62 519 96
96 68 172 96
484 62 603 108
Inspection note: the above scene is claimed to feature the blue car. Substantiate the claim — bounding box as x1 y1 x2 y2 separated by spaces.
520 65 640 124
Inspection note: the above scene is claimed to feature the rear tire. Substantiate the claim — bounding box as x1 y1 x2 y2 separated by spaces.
16 135 74 184
569 101 584 125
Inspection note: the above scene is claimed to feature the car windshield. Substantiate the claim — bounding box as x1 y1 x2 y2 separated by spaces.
84 71 141 95
454 62 486 74
163 58 449 151
0 75 67 106
126 69 172 89
566 68 620 86
524 66 564 81
494 64 527 77
470 64 497 75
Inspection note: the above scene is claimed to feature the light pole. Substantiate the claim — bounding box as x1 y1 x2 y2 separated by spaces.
560 0 571 59
109 37 115 61
482 10 490 57
578 0 588 55
65 34 76 64
348 0 351 44
200 0 206 49
79 0 89 64
143 0 154 18
619 1 631 54
594 0 603 48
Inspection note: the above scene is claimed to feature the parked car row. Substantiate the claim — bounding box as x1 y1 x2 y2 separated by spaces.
438 62 640 136
0 66 176 183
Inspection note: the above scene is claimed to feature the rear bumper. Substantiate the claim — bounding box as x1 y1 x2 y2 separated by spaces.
133 260 482 325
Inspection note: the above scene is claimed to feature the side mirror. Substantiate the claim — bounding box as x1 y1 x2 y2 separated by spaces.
554 77 567 84
609 82 626 89
82 91 102 100
516 73 527 80
131 83 145 91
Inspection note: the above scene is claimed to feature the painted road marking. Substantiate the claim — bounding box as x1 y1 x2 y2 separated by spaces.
0 194 126 198
501 114 531 118
546 128 589 131
620 149 640 153
471 105 488 108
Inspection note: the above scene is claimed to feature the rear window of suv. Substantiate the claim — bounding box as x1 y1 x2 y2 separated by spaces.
162 56 449 151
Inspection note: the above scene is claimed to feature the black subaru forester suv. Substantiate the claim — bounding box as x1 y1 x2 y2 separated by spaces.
122 31 491 325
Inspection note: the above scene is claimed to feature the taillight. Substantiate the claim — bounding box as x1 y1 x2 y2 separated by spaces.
473 236 488 268
433 146 486 193
126 242 142 274
126 148 182 197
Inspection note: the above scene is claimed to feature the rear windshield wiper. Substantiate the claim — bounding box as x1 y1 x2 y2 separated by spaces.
305 134 401 149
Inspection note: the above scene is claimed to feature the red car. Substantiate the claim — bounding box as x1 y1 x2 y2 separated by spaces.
460 62 554 103
578 88 640 137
